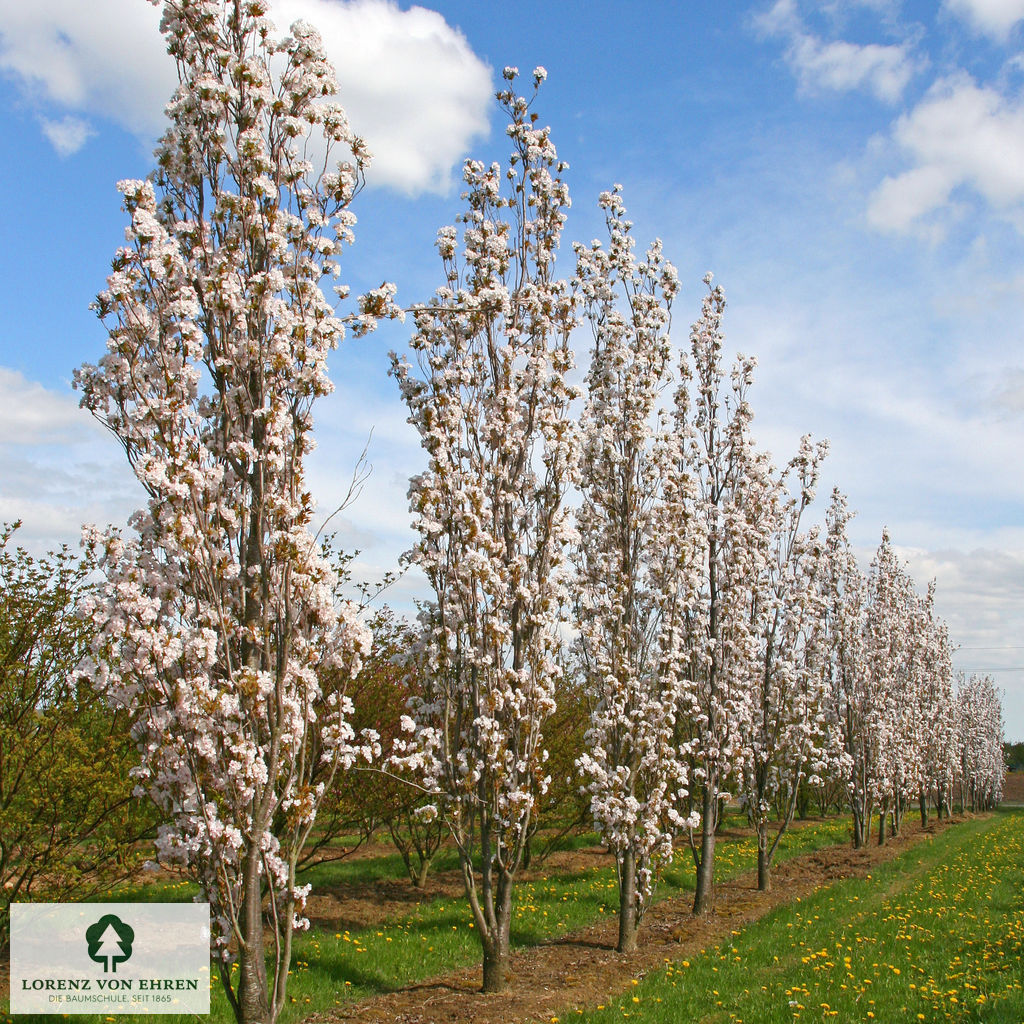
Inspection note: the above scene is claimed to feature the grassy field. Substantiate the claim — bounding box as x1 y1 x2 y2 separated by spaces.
4 812 1019 1024
3 815 849 1024
575 809 1024 1023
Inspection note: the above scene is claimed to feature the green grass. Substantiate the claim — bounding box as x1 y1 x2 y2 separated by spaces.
571 809 1024 1023
2 816 853 1024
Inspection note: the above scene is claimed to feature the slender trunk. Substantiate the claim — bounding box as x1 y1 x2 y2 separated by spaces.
851 789 867 849
413 857 431 889
480 877 513 993
617 847 639 953
693 784 717 915
919 789 928 828
877 799 888 848
852 807 865 849
238 846 270 1024
757 841 770 892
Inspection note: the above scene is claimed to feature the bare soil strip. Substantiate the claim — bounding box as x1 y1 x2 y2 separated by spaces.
309 815 971 1024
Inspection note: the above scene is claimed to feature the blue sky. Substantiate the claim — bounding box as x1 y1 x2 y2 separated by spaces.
2 0 1024 735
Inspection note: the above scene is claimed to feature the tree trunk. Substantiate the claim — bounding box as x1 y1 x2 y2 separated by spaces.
852 809 865 849
480 875 513 993
877 800 888 848
693 785 717 915
617 847 639 953
238 847 270 1024
757 841 770 892
481 934 510 993
413 856 431 889
919 789 928 828
796 785 810 821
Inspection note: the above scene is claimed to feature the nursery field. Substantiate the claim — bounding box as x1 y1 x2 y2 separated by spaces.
3 810 1021 1024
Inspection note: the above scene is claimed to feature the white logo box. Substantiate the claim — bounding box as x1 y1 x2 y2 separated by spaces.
11 903 211 1015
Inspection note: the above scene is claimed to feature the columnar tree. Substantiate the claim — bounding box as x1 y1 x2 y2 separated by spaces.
670 277 768 915
915 583 956 825
736 437 833 891
864 530 923 843
75 3 382 1021
572 187 695 952
391 69 578 992
820 490 873 847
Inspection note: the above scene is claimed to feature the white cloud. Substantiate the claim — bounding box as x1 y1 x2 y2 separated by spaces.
0 0 173 135
991 367 1024 413
0 367 94 444
788 35 918 101
39 114 94 156
0 0 491 194
867 74 1024 233
0 368 142 552
756 0 919 102
944 0 1024 39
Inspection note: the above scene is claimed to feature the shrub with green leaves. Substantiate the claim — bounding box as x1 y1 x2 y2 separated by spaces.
0 523 153 947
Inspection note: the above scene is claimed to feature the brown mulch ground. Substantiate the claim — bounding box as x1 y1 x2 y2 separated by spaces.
308 814 970 1024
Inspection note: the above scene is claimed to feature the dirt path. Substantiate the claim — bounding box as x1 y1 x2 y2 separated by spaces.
309 814 972 1024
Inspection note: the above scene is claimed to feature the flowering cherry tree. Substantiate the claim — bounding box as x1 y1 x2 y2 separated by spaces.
736 436 834 891
391 69 579 993
668 277 769 915
75 3 383 1021
864 530 928 844
916 583 957 825
572 187 695 952
820 490 874 848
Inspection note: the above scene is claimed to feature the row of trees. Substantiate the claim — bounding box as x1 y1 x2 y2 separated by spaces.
823 506 1005 847
386 84 1007 977
54 2 1004 1021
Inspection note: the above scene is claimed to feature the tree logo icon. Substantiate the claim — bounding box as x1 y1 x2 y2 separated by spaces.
85 914 135 973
